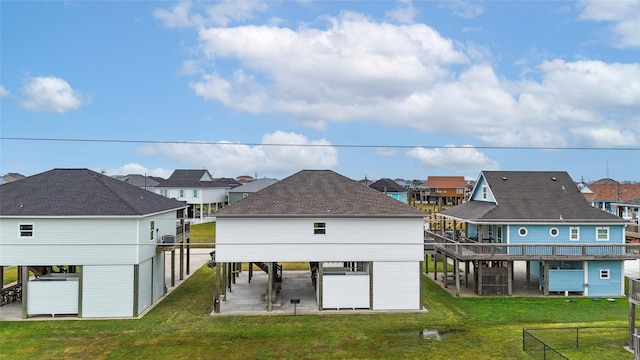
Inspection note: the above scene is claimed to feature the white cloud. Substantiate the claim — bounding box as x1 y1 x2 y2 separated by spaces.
440 1 485 19
20 76 89 113
386 0 419 24
96 163 174 179
160 6 640 149
0 85 9 97
138 131 339 177
406 145 499 174
578 0 640 48
154 0 268 28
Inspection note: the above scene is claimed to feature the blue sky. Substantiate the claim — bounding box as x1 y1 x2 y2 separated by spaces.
1 0 639 183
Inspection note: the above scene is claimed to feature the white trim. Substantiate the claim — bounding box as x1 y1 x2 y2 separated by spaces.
599 268 610 279
595 226 610 241
549 227 559 237
569 226 580 241
518 227 528 237
583 261 589 296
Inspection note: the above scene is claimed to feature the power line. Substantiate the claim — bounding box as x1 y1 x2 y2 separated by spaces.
1 137 639 151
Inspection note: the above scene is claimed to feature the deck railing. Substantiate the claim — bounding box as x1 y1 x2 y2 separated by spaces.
630 279 640 304
426 231 640 261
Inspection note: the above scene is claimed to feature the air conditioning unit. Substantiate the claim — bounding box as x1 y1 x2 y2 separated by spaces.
161 235 175 244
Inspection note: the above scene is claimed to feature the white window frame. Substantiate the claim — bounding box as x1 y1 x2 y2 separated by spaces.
19 224 34 238
482 186 488 200
179 189 185 198
192 189 199 198
569 226 580 241
600 269 610 279
518 227 528 237
596 227 609 241
549 227 559 237
314 222 326 235
150 220 155 241
242 193 249 198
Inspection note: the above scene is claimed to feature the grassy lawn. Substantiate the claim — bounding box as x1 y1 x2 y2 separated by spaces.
188 221 216 248
1 264 633 359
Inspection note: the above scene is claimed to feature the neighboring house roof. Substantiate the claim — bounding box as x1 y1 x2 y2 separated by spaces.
427 176 466 189
2 173 25 183
116 174 162 188
0 168 186 216
228 178 278 193
235 175 256 183
156 169 218 188
612 198 640 208
369 178 407 193
440 171 628 224
213 177 242 188
216 170 426 217
582 182 640 202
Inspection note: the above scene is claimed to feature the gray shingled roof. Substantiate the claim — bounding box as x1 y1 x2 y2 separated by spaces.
228 178 279 193
369 178 407 193
216 170 425 217
0 169 186 216
156 169 215 188
440 171 628 224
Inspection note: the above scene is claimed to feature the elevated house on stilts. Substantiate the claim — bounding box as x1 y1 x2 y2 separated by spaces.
431 171 635 298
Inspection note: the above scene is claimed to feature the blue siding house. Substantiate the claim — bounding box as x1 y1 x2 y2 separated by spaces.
436 171 632 297
369 178 409 204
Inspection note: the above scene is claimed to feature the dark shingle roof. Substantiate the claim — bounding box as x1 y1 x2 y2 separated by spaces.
228 178 279 193
0 169 186 216
156 169 217 188
440 171 627 224
216 170 425 217
369 178 407 193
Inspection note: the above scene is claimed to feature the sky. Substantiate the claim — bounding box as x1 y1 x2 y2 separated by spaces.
1 0 639 183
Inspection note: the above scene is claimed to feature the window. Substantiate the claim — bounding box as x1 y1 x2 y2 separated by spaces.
242 193 249 198
159 189 168 197
600 269 610 279
456 188 464 194
569 227 580 241
19 224 34 238
192 189 199 198
482 186 488 200
314 222 326 235
518 227 528 237
150 221 155 241
549 227 559 237
596 227 609 241
179 189 185 198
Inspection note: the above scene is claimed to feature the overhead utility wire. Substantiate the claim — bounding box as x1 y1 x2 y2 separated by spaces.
1 136 638 151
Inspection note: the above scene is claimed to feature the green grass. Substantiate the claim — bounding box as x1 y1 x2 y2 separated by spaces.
3 267 19 286
188 222 216 248
1 265 633 359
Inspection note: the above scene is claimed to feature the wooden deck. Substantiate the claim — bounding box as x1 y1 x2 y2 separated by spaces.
426 231 640 262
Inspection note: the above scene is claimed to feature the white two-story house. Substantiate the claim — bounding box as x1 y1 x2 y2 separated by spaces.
155 170 240 219
0 169 187 318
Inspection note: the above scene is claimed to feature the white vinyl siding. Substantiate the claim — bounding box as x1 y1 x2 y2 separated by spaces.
0 219 138 265
82 265 134 318
138 259 153 313
373 262 420 310
216 217 424 262
322 273 369 309
27 277 79 316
